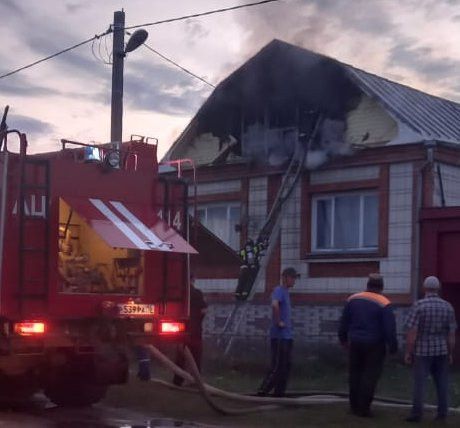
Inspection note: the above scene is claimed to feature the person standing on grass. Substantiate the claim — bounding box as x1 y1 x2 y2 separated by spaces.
404 275 457 423
257 267 299 397
338 273 398 417
173 275 207 386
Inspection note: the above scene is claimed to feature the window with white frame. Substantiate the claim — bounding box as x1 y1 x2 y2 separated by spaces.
195 202 241 250
312 192 379 252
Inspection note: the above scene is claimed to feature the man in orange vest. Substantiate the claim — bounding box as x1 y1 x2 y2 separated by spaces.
338 273 398 417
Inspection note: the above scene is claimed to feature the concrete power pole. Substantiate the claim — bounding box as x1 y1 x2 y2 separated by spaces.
111 10 125 146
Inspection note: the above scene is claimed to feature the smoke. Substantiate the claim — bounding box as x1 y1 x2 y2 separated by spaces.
232 0 396 71
227 0 460 102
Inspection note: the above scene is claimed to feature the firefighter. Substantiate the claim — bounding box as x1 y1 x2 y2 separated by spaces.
235 239 259 301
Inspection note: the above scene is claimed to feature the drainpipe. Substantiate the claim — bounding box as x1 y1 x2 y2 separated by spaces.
413 140 436 302
437 164 446 207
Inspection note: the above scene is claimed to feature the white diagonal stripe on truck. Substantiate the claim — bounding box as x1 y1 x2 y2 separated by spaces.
109 201 168 250
89 198 150 250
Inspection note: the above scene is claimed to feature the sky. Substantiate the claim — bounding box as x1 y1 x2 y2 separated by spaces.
0 0 459 159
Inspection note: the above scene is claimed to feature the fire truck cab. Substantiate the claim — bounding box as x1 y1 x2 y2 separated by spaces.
0 132 196 406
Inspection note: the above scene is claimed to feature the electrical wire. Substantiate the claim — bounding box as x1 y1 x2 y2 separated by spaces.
125 0 282 30
0 30 111 80
0 0 281 81
104 32 113 65
91 33 112 65
141 42 215 88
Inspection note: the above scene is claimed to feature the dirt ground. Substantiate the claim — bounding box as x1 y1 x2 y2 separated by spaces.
102 342 460 427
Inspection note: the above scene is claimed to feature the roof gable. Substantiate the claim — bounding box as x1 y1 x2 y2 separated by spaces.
165 39 460 162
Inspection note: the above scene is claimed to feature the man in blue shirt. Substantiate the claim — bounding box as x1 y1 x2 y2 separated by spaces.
338 273 398 417
257 267 299 397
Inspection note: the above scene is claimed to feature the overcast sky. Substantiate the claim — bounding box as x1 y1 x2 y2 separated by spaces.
1 0 459 158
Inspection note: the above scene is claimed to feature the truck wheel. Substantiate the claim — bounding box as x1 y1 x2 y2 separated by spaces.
44 381 107 407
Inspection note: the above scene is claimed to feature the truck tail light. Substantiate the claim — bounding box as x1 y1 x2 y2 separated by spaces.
14 321 46 336
160 321 186 334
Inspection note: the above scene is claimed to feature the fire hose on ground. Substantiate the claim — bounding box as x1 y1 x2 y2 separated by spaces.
145 345 460 416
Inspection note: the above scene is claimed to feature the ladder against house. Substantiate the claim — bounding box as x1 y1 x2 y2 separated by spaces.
220 217 282 355
220 114 323 354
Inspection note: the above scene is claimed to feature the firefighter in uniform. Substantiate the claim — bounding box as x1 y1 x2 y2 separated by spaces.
234 237 268 301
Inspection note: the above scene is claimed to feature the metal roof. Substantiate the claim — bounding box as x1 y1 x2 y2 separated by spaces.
345 65 460 144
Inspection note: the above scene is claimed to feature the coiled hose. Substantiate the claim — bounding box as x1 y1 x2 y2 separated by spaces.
145 345 460 416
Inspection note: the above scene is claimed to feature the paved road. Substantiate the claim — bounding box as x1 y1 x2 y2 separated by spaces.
0 396 216 428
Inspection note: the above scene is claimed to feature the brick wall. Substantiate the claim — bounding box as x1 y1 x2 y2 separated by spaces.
204 302 410 344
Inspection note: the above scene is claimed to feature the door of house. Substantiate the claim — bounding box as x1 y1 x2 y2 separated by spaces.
420 208 460 362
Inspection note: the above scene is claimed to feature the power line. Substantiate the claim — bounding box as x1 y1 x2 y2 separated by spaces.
0 30 111 80
0 0 282 81
125 0 282 30
142 43 216 88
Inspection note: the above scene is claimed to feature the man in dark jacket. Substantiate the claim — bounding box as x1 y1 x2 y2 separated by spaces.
338 273 398 417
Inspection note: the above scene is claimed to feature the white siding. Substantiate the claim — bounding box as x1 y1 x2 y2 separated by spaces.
434 163 460 206
379 163 413 293
280 181 303 280
196 279 237 292
247 177 268 238
248 177 268 292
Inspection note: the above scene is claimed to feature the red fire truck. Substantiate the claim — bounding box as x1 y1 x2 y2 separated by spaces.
0 127 196 405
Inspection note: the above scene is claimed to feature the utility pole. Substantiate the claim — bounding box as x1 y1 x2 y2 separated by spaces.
111 10 125 147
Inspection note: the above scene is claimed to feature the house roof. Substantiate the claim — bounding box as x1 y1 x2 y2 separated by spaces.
345 66 460 144
164 39 460 161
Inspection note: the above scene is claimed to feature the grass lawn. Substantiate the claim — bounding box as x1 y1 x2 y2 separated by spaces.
103 342 460 427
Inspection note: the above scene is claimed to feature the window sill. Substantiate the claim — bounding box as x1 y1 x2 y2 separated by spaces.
304 251 381 260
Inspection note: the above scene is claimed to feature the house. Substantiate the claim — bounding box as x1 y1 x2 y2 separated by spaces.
162 39 460 345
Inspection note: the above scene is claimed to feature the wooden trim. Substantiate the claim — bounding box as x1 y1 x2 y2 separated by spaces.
191 192 241 204
172 143 460 184
323 144 426 168
307 178 380 194
309 261 380 277
421 206 460 220
379 165 389 257
301 166 389 259
434 145 460 167
305 252 380 260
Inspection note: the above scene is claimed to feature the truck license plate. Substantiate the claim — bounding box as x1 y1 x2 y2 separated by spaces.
117 303 155 317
